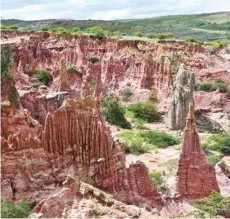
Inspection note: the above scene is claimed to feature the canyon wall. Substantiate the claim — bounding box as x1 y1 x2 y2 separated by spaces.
1 97 162 208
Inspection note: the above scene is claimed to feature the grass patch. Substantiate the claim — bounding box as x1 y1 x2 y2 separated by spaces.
189 192 230 218
1 199 31 218
195 81 227 93
118 130 180 154
202 134 230 155
127 102 161 122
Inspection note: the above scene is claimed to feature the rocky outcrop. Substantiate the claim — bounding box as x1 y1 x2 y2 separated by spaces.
20 90 69 124
167 64 195 130
177 103 219 198
31 181 153 218
60 59 71 92
2 97 162 208
215 156 230 197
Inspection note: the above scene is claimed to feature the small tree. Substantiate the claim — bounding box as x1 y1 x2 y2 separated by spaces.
34 69 52 86
101 95 131 129
121 88 133 102
1 199 31 218
9 26 18 30
41 27 49 31
88 57 100 64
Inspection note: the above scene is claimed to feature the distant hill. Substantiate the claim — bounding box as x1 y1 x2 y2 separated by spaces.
2 12 230 41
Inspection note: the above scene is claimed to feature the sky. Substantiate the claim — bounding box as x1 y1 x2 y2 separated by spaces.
1 0 230 20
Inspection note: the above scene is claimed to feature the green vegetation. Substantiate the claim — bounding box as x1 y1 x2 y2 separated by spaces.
88 57 100 64
189 192 230 218
121 88 133 102
185 37 199 43
1 45 13 81
1 199 31 218
2 12 230 42
41 27 49 31
211 40 225 49
118 130 180 154
195 81 227 93
148 171 163 187
8 87 19 106
89 79 96 93
34 69 53 86
147 33 177 39
127 102 161 122
101 96 131 129
132 32 143 37
202 134 230 155
67 65 80 74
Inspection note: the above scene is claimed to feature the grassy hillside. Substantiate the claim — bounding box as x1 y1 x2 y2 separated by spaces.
2 12 230 42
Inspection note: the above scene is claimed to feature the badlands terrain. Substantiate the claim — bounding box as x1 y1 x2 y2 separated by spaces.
1 21 230 218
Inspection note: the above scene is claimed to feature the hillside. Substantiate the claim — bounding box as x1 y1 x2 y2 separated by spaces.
2 11 230 42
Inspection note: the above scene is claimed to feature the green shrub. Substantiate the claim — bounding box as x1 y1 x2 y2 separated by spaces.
67 65 79 73
1 45 13 81
132 32 143 37
1 24 7 30
101 95 131 129
89 79 96 93
41 27 49 31
191 192 230 218
1 199 31 218
24 64 32 73
71 27 80 33
185 37 199 43
127 102 161 122
8 87 19 106
34 69 52 86
86 26 105 37
88 57 100 64
57 27 69 34
147 33 177 39
9 26 18 30
211 40 225 49
118 130 180 154
195 82 227 93
148 171 163 187
121 88 133 101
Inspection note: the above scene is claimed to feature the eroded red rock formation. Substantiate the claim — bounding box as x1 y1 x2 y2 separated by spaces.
177 103 220 198
2 97 162 208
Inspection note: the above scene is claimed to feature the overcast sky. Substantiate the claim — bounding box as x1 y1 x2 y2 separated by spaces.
1 0 230 20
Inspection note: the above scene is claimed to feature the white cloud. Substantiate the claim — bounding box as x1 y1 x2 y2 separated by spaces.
1 0 230 20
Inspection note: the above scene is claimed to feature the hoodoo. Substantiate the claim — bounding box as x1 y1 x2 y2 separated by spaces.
177 103 220 198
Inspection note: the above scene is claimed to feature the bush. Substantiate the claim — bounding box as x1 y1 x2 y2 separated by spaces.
101 95 131 129
71 27 80 33
191 192 230 218
8 87 19 106
41 27 49 31
148 171 163 187
57 27 68 34
185 37 199 43
118 130 180 154
1 199 31 218
67 65 79 73
1 45 13 81
34 69 52 86
208 155 221 165
132 32 143 37
88 57 100 64
9 26 18 30
127 102 161 122
195 81 227 93
121 88 133 101
86 26 105 37
147 33 177 39
211 40 225 49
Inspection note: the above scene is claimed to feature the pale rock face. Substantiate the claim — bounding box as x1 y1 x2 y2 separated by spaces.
167 64 195 130
177 104 220 198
